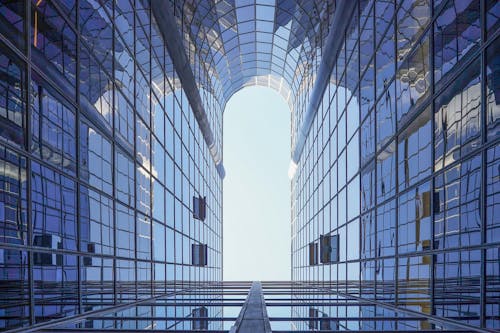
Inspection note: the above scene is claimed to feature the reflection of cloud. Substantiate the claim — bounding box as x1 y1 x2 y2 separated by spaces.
0 160 26 182
137 157 156 181
435 81 481 169
288 160 298 179
93 89 112 119
206 28 224 55
151 80 163 98
377 141 396 161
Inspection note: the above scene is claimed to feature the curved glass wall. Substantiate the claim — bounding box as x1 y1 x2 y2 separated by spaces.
0 1 222 331
291 0 500 331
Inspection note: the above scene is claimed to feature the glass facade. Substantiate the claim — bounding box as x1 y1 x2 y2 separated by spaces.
291 0 500 331
0 1 222 331
0 0 498 332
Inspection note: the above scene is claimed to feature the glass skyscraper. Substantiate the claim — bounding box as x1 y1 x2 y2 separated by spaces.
0 0 498 332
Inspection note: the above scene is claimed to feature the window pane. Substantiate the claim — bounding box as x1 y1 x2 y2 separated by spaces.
0 145 27 246
79 46 113 125
0 1 25 49
434 250 481 327
0 249 29 329
79 120 112 194
31 0 77 89
398 182 431 254
31 76 76 175
396 33 430 125
434 154 481 250
397 0 430 63
434 0 480 83
361 212 375 260
0 43 25 147
376 26 395 99
79 186 114 256
32 162 77 251
398 255 430 314
137 213 151 260
376 141 396 202
116 202 135 258
398 107 432 190
115 148 134 206
376 199 396 256
486 37 500 141
376 82 396 151
486 247 500 329
361 162 375 213
486 0 500 38
33 254 78 322
486 144 500 243
434 58 480 172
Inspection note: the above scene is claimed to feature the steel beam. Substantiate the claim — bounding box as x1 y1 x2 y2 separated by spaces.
150 0 224 178
291 0 357 164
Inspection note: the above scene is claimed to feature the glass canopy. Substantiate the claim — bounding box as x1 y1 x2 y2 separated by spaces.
170 0 336 110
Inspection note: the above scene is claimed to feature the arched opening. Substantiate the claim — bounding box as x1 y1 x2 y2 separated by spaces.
223 86 291 281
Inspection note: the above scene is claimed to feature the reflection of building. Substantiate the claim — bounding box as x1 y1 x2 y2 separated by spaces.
0 0 498 332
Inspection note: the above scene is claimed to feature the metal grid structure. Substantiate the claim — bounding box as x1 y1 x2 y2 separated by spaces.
5 281 493 332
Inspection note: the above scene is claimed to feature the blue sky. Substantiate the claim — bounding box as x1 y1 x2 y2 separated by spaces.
223 86 291 281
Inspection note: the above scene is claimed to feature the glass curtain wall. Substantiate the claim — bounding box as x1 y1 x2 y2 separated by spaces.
291 0 500 330
0 1 222 331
